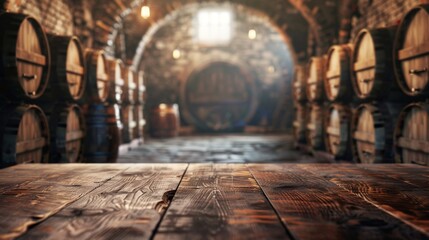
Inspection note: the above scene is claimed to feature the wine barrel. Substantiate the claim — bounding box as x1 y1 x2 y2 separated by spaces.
120 104 135 143
306 56 326 103
353 28 401 101
0 13 50 100
47 35 86 102
151 104 180 138
325 44 353 102
394 102 429 166
83 104 119 163
44 104 85 163
293 104 307 145
306 104 325 150
394 5 429 97
293 65 307 103
0 104 49 166
181 61 257 132
324 104 352 159
135 71 146 104
351 103 400 163
133 104 145 139
84 49 109 103
106 58 125 104
123 67 136 104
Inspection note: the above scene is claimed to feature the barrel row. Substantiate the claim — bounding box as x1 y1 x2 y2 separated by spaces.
293 102 429 166
293 4 429 104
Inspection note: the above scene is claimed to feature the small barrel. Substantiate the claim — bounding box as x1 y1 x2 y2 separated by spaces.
293 104 307 145
0 104 49 166
44 104 85 163
394 102 429 166
106 58 125 104
353 28 401 101
120 104 135 143
47 35 86 102
324 104 352 159
135 71 146 104
123 67 136 104
325 44 353 102
394 5 429 98
151 104 180 138
0 13 50 100
133 104 145 139
84 49 109 103
306 56 326 102
305 104 325 150
351 103 400 163
293 65 307 103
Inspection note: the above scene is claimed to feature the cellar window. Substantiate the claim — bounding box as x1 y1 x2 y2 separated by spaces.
195 8 232 45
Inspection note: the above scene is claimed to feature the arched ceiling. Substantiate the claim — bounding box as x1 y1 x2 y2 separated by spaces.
90 0 340 63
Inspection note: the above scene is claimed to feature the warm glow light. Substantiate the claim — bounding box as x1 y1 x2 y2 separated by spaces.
141 5 150 19
172 49 181 59
248 29 257 40
159 103 167 110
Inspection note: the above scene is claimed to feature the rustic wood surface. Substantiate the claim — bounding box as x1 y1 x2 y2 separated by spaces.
0 163 428 240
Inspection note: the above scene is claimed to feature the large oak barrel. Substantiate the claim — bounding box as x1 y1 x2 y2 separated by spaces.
120 104 134 143
293 104 307 145
181 61 257 132
325 44 353 102
151 104 180 138
324 104 352 159
293 65 307 103
394 5 429 97
47 35 85 102
0 104 49 166
306 104 325 150
106 58 125 104
84 49 109 103
133 104 145 139
135 71 146 104
306 56 326 103
351 103 400 163
44 104 85 163
353 28 401 101
123 67 136 104
0 13 50 100
394 102 429 166
83 104 119 163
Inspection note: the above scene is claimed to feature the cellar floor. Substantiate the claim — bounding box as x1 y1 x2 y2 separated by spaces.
118 134 324 163
0 163 428 239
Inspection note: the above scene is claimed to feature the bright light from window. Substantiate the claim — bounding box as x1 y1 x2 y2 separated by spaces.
195 8 232 44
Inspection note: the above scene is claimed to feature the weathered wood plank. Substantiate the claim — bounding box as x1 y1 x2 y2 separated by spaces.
301 164 429 236
248 164 428 240
19 164 188 240
0 164 128 239
155 163 289 240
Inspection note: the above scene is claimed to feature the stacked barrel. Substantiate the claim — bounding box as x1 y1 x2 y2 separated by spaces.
0 12 146 167
293 4 429 166
292 65 307 147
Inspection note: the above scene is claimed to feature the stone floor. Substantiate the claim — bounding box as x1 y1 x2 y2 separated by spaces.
118 134 326 163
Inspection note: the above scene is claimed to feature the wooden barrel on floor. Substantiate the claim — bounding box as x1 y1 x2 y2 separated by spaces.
135 71 145 104
293 65 307 103
0 104 49 166
293 104 307 145
151 104 180 138
351 103 400 163
394 102 429 166
306 104 325 150
45 104 85 163
0 13 50 100
325 44 353 102
394 5 429 98
84 49 109 103
106 58 125 104
47 35 85 102
324 104 352 159
353 28 400 101
120 105 134 143
306 56 326 103
123 67 136 104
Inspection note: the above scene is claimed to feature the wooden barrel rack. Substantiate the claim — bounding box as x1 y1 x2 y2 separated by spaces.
293 104 307 145
293 65 307 103
306 57 326 103
394 4 429 98
0 104 49 166
325 44 353 102
84 49 109 103
324 104 352 159
394 102 429 166
305 104 325 151
0 13 50 100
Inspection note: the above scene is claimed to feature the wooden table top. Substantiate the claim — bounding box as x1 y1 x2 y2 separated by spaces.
0 163 428 240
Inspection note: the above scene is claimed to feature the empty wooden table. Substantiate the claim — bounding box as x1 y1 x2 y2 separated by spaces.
0 163 428 240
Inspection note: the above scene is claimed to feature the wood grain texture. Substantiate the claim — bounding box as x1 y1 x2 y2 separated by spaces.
301 164 429 236
248 164 428 240
155 163 289 240
0 164 127 239
20 164 188 240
